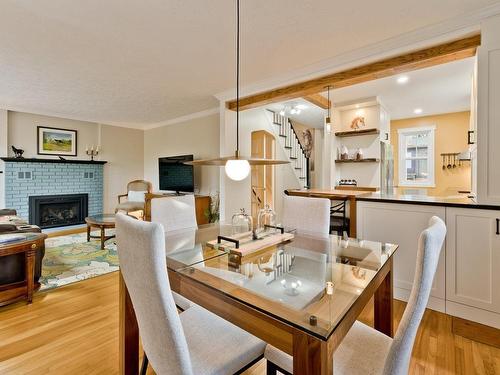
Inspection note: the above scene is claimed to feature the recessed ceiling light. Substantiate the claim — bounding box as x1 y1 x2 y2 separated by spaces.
397 75 409 84
414 108 423 115
355 104 360 108
296 104 307 110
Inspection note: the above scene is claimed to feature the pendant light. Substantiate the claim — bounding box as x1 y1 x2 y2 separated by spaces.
325 86 332 133
186 0 289 180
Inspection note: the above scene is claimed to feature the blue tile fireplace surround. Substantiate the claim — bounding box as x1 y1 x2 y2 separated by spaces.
1 158 107 227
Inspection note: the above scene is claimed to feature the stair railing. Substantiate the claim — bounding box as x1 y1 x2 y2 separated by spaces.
268 109 310 188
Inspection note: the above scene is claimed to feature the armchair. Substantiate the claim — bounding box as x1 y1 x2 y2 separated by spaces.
115 180 153 218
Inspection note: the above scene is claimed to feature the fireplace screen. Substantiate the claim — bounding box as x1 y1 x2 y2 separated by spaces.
29 194 88 228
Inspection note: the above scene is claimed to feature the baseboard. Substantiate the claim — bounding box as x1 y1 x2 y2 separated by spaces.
452 316 500 348
44 225 87 238
446 301 500 330
394 287 445 313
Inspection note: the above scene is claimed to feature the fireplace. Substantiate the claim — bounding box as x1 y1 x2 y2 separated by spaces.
29 194 88 229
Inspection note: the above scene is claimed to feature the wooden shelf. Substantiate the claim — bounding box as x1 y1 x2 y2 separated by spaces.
335 158 380 163
335 128 380 137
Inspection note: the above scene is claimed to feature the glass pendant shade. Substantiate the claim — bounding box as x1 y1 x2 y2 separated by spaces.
225 159 250 181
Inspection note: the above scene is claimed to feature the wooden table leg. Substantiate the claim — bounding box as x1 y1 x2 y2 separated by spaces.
374 257 394 337
87 224 91 242
119 271 139 375
349 197 357 238
293 331 332 374
100 226 105 250
25 247 35 303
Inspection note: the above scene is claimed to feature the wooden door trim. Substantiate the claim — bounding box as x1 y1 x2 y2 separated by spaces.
226 34 480 111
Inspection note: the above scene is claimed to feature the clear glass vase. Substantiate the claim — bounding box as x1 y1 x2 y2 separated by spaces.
257 204 276 232
231 208 253 235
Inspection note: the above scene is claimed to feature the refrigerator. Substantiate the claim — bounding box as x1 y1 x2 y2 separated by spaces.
380 141 394 195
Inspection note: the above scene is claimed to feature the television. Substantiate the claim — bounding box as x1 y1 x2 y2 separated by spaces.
158 155 194 193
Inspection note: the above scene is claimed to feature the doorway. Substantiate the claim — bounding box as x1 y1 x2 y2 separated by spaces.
251 130 275 222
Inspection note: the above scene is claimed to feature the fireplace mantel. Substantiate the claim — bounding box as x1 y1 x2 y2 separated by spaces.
1 157 107 165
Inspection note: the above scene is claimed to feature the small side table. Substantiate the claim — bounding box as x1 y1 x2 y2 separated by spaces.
85 214 116 250
0 233 47 306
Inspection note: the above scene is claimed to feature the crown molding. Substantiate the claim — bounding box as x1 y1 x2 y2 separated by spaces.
143 107 220 130
0 103 146 129
215 3 500 103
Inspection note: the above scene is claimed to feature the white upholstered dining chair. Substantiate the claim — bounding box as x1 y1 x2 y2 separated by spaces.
265 216 446 375
150 194 198 312
151 194 197 232
282 195 331 235
116 213 266 375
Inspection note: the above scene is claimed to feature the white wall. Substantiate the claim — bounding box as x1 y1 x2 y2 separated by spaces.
7 111 99 159
100 124 144 212
477 14 500 204
220 107 301 222
0 110 7 207
143 113 220 196
2 111 144 212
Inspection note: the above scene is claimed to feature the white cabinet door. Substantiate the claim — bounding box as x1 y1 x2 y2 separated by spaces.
446 207 500 313
357 201 446 311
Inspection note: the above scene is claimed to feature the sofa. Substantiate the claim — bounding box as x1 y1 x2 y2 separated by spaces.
0 209 45 285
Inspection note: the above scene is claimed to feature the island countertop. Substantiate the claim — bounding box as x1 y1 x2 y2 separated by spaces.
357 192 500 210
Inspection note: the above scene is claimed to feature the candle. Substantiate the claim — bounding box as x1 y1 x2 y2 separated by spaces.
85 145 89 152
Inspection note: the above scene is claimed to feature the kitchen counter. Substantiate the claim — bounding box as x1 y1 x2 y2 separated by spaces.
357 192 500 210
285 189 375 237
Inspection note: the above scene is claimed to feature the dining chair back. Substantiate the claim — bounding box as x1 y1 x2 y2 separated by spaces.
382 216 446 375
151 195 197 232
282 195 331 235
116 213 193 375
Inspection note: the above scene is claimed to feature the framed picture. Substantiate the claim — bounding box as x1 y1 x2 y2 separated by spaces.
37 126 77 156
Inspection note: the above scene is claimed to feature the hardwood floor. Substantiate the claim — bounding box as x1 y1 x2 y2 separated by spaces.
0 272 499 374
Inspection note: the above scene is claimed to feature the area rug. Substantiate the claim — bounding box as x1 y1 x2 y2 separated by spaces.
40 230 119 290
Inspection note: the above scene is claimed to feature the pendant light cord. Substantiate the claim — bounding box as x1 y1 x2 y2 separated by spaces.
236 0 240 154
327 86 331 118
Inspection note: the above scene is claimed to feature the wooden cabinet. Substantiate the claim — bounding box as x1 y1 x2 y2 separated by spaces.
357 201 446 311
194 195 211 225
446 208 500 316
0 233 47 306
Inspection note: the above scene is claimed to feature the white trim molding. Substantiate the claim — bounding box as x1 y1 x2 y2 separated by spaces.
398 125 436 187
215 3 500 103
143 107 220 130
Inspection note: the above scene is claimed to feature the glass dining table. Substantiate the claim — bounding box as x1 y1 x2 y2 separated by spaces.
119 224 399 375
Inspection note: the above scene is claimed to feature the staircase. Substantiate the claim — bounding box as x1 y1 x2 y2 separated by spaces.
268 110 310 188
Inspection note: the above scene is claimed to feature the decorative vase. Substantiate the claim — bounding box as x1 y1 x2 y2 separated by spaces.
231 208 253 235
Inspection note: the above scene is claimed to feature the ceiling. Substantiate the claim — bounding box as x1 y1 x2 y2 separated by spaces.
0 1 496 128
268 57 474 128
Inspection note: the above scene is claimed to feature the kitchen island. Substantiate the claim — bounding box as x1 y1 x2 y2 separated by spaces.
357 191 500 210
355 191 500 347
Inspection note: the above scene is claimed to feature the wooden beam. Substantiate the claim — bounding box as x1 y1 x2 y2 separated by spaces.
303 93 330 109
227 34 480 111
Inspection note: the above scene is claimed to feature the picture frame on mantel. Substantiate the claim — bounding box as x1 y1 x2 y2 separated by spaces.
37 126 77 156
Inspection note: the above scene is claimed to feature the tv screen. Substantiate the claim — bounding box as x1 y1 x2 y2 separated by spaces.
158 155 194 192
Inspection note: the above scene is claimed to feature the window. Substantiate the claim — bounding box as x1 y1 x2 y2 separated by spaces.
398 126 435 187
